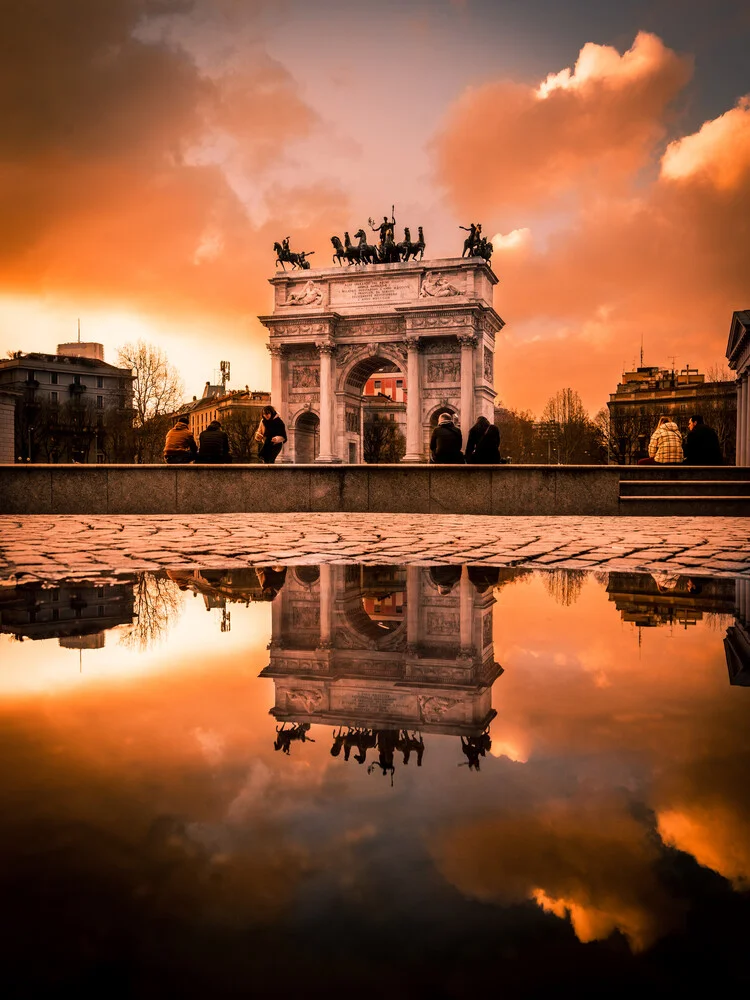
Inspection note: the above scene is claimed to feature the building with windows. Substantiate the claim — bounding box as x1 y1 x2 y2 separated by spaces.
0 345 134 463
607 364 736 464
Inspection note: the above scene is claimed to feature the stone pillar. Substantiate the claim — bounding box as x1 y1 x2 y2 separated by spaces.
740 375 750 466
268 344 286 417
316 341 338 463
402 337 423 463
406 565 421 654
459 565 474 654
0 391 17 464
458 334 477 450
318 564 333 647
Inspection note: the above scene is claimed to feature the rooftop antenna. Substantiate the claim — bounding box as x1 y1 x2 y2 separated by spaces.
77 318 81 343
667 355 677 374
639 334 644 367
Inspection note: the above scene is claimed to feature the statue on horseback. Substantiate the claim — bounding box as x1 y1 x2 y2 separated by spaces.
353 229 380 264
274 236 314 271
459 222 493 261
331 235 359 266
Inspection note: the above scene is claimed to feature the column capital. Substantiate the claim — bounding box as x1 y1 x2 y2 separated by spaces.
267 343 287 357
404 335 424 353
316 339 336 356
457 333 477 348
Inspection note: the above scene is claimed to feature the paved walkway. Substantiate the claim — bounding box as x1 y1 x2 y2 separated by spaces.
1 514 749 584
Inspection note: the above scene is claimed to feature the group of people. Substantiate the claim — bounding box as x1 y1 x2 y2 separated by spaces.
639 414 723 465
430 412 503 465
163 406 287 465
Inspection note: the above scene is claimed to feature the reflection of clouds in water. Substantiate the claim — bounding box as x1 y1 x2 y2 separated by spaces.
657 808 750 889
430 794 681 951
192 726 225 766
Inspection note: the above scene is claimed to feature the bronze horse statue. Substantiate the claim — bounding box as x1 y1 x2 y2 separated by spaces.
353 229 380 265
273 241 312 271
331 235 360 266
399 225 425 262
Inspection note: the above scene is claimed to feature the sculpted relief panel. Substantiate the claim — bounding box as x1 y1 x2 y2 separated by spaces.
427 360 461 384
483 347 494 382
291 365 320 389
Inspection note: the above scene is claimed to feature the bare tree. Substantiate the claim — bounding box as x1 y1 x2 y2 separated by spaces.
117 340 184 428
706 361 733 382
120 573 183 652
222 408 264 463
363 417 406 463
541 388 601 464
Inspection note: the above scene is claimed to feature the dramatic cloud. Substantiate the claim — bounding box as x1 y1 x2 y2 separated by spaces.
434 32 749 414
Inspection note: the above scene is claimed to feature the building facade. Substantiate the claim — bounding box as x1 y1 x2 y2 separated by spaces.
607 364 736 464
0 346 134 463
258 258 502 463
726 310 750 466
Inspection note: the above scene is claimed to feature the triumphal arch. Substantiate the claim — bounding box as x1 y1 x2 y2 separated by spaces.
258 257 504 462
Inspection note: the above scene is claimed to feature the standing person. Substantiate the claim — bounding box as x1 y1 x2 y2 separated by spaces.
163 418 197 464
638 415 683 465
197 419 230 463
685 414 723 465
430 412 464 464
256 405 287 464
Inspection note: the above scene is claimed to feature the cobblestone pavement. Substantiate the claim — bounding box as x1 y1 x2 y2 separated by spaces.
1 514 749 584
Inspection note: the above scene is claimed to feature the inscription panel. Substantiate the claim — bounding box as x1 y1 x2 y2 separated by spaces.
330 276 416 307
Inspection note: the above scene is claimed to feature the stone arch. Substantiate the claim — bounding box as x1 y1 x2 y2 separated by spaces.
336 344 405 393
425 400 459 427
294 409 320 463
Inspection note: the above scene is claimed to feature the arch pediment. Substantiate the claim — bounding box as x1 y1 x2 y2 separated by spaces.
336 343 406 391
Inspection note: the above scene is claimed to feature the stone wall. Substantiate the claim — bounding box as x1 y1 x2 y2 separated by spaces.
0 394 17 464
1 464 748 516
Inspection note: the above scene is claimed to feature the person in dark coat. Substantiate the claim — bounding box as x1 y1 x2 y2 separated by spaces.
465 416 490 462
467 419 503 464
684 414 723 465
163 418 197 464
257 405 287 464
197 420 231 463
429 412 464 464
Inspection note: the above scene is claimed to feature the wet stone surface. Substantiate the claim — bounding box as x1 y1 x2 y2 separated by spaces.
1 513 749 583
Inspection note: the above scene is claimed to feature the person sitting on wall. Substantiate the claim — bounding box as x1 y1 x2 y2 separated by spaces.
430 411 464 464
466 416 503 464
684 414 723 465
196 419 231 463
256 405 287 464
638 415 683 465
163 418 197 464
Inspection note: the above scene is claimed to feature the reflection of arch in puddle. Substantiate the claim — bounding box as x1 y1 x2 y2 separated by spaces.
294 566 320 588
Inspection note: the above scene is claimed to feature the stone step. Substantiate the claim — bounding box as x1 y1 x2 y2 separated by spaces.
619 496 750 516
619 466 750 481
620 480 750 498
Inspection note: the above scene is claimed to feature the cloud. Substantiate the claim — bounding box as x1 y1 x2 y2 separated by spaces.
433 32 692 217
432 32 749 414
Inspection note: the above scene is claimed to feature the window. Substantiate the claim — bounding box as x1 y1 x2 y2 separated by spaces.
389 413 395 421
50 391 58 404
396 380 403 388
97 395 104 408
96 376 103 388
374 380 381 390
73 374 81 385
52 609 59 622
51 372 58 385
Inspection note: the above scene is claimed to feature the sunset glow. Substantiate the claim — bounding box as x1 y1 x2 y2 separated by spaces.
1 1 747 414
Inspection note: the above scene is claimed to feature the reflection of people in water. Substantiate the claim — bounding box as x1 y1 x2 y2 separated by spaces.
460 730 492 770
429 566 462 595
468 566 501 594
368 730 400 782
255 566 287 601
398 731 425 766
274 722 315 754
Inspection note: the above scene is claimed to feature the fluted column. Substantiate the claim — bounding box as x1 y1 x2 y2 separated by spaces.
736 378 743 466
459 565 474 654
458 334 477 450
740 376 750 466
318 564 333 648
315 341 337 462
406 565 421 654
402 337 423 462
268 344 286 418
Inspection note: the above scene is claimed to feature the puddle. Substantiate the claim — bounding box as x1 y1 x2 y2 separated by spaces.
1 567 749 994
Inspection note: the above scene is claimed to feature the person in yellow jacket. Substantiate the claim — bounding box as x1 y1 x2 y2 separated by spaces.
639 415 684 464
163 418 197 464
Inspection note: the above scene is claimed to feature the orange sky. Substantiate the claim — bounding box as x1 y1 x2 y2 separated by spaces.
1 1 748 414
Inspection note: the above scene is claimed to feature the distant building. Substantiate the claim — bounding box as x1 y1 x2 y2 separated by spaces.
0 345 134 463
363 372 406 403
607 364 736 464
0 582 134 644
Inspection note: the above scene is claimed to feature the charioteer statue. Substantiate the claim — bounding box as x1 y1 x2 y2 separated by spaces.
459 222 492 261
273 236 315 271
330 207 426 266
369 206 396 247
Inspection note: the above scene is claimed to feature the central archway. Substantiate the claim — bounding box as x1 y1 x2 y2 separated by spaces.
337 351 405 464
